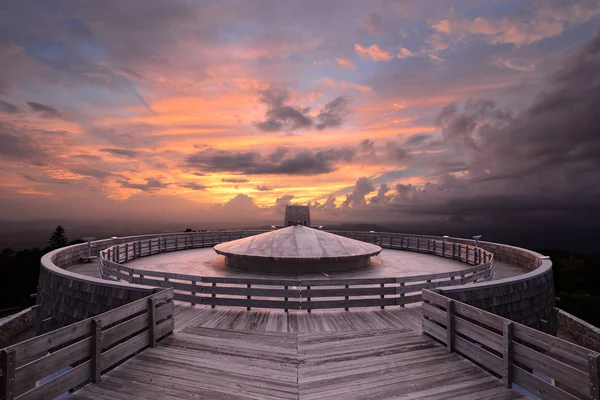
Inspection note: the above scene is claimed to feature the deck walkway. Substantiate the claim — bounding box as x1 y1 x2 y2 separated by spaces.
70 304 526 400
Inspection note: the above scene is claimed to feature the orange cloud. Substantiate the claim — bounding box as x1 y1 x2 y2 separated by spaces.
354 44 394 62
335 57 357 71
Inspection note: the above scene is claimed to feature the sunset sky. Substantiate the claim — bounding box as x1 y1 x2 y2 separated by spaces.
1 0 599 232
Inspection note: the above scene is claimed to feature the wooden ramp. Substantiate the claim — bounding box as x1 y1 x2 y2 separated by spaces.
71 323 526 400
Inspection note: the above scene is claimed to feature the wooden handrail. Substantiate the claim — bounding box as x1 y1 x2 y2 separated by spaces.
97 233 494 312
422 289 600 400
0 289 174 400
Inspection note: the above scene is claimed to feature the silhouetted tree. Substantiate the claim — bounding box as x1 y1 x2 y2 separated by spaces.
48 225 68 250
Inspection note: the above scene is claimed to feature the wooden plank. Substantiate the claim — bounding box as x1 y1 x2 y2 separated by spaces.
450 299 505 331
301 278 396 286
10 319 92 368
14 340 91 395
91 319 101 384
513 342 589 396
17 361 90 400
303 286 396 298
305 297 397 310
422 319 447 345
203 276 301 286
175 294 302 310
101 301 172 350
422 302 446 324
1 349 15 400
201 285 302 298
513 324 591 372
454 334 503 375
503 321 513 388
590 353 600 400
100 289 173 328
100 318 173 372
453 314 503 353
513 365 579 400
446 300 454 353
422 289 449 308
148 298 156 348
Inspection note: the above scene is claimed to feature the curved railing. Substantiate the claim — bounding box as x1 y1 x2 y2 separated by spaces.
97 232 494 311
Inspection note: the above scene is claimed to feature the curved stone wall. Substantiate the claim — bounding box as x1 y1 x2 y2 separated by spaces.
37 230 555 334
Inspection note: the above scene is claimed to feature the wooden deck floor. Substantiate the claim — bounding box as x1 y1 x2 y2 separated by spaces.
71 304 526 400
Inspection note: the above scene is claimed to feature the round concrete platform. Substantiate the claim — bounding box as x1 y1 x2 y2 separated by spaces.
214 226 382 273
123 247 467 280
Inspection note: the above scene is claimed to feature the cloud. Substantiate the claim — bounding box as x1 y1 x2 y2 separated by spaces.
335 57 357 71
222 178 249 183
342 177 375 207
321 78 372 93
254 87 352 132
370 183 390 204
491 57 536 72
119 178 168 192
186 147 355 175
100 148 138 158
27 101 63 118
181 182 208 190
0 99 20 114
431 1 600 47
396 47 415 59
316 96 351 130
354 44 394 62
256 185 272 191
274 194 295 214
359 13 383 35
0 129 48 166
254 87 313 132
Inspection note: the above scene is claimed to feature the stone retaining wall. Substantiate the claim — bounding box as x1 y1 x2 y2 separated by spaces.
0 307 35 348
557 308 600 352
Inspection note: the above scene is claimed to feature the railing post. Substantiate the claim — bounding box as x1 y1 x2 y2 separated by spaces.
400 282 405 307
149 239 152 254
307 285 311 313
380 283 385 309
446 299 454 353
1 349 16 400
211 282 216 309
503 321 514 388
284 285 289 313
416 238 420 252
345 284 349 311
247 283 251 311
148 298 157 348
432 240 436 254
91 318 102 383
590 353 600 400
116 245 120 263
191 280 196 306
125 243 129 261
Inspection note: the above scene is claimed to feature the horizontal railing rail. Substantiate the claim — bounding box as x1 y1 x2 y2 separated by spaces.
422 289 600 400
0 289 174 400
98 234 493 312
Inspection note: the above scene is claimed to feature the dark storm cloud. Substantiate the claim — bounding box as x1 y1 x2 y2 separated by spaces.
254 88 351 132
100 148 138 158
222 178 249 183
186 147 355 175
0 100 20 114
119 178 168 192
27 101 63 118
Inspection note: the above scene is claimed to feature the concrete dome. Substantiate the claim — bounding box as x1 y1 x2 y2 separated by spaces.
213 225 382 272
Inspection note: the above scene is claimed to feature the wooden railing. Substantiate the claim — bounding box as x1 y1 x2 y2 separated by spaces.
0 289 174 400
422 289 600 400
97 235 494 312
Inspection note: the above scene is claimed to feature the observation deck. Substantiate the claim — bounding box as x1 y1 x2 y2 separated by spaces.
0 230 597 400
